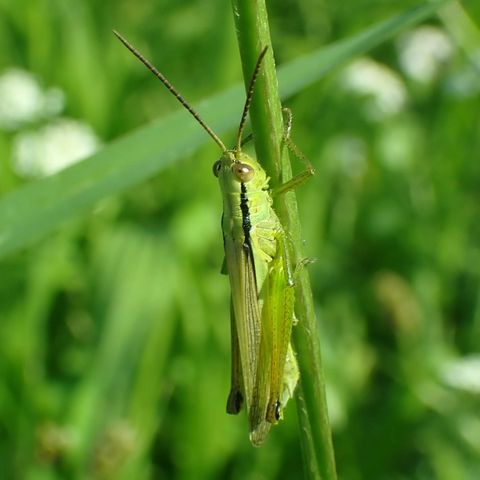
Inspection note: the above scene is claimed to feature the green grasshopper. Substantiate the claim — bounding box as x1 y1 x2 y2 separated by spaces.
114 32 313 445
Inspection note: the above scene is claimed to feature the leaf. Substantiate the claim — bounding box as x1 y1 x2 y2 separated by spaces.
0 1 448 259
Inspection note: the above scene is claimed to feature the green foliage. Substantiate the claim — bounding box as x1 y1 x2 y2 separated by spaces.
0 1 479 479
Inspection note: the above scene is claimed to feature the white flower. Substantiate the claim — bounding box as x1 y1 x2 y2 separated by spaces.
397 26 455 84
0 68 65 130
12 118 99 178
341 57 407 120
324 134 367 179
376 121 420 170
441 355 480 394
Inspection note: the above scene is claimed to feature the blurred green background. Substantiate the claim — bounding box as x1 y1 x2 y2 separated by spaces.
1 0 479 479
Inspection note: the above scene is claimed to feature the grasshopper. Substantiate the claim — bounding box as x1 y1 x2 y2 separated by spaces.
114 32 313 445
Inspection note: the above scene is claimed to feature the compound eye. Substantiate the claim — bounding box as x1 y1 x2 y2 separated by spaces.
212 160 222 177
232 163 254 183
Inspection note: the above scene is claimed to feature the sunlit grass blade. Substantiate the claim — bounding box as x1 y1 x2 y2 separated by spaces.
232 0 448 476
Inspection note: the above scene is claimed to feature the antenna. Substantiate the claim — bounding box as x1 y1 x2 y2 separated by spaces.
236 46 269 153
113 30 227 152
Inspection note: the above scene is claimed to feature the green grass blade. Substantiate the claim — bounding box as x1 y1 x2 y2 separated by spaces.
0 89 242 259
0 1 448 259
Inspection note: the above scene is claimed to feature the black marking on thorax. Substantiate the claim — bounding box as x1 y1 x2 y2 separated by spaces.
239 183 257 283
240 183 251 243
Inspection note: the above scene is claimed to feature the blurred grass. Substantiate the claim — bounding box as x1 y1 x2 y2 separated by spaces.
1 1 480 479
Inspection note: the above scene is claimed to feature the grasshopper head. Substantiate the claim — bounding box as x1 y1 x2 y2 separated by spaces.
212 151 268 191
